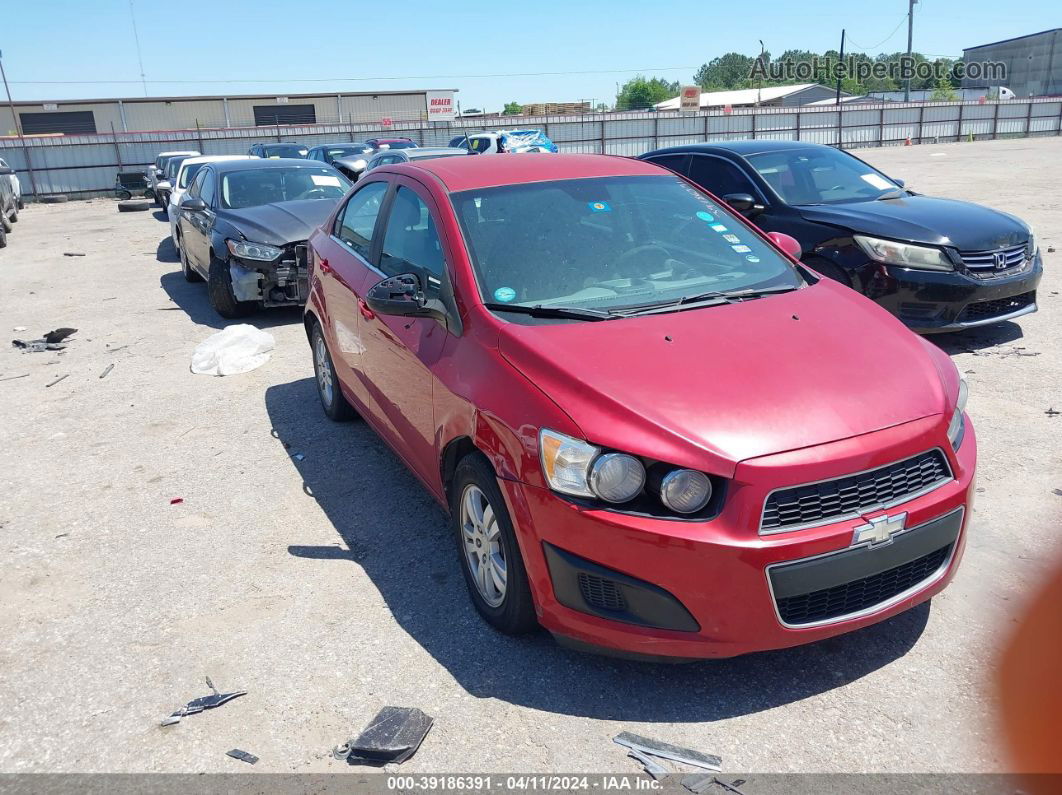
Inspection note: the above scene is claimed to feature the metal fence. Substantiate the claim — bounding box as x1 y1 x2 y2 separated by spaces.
3 97 1060 198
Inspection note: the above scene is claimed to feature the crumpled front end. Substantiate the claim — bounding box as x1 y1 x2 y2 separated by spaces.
229 243 310 308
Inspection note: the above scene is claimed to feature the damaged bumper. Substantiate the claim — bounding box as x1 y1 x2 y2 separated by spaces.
230 243 310 308
503 414 976 659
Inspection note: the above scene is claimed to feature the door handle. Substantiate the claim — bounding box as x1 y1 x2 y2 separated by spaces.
358 298 375 320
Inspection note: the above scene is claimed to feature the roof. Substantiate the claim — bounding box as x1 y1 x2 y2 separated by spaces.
803 95 875 106
8 89 458 107
646 139 828 156
180 155 257 166
964 27 1060 52
206 158 333 174
654 84 822 111
405 147 468 158
391 153 665 192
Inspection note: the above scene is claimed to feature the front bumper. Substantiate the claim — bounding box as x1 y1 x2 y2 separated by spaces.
500 413 975 659
229 243 310 308
860 251 1042 333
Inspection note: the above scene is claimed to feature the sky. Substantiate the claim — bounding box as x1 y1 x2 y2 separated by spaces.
1 0 1058 111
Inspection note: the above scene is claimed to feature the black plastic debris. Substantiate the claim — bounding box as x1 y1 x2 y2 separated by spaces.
12 328 78 353
682 774 717 794
1046 408 1060 417
226 749 259 765
160 676 246 727
614 732 721 772
332 706 433 766
44 328 78 344
63 252 86 257
627 748 669 780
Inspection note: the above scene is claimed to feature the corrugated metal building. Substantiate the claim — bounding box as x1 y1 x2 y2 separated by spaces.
0 89 456 135
654 84 850 111
963 28 1062 97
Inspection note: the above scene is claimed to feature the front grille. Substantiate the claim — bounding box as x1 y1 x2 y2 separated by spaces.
761 450 951 532
776 544 951 625
578 573 627 611
958 291 1035 323
960 243 1027 278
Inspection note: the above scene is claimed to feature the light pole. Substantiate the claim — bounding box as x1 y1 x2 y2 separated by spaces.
904 0 918 101
0 50 40 200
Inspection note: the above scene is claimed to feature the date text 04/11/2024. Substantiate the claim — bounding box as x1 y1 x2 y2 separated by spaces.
386 776 661 791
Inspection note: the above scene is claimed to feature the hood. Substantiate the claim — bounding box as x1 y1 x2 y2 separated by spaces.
798 195 1029 251
222 199 338 246
498 283 949 476
333 155 370 171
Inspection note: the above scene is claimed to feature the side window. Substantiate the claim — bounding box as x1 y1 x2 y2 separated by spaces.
334 181 388 259
645 154 689 175
687 156 758 198
379 187 445 284
187 168 206 198
199 170 216 207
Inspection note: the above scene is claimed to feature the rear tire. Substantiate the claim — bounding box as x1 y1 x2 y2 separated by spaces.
8 205 17 223
310 322 356 421
17 197 24 210
0 224 7 248
451 454 538 635
179 236 202 283
0 211 11 233
208 255 255 319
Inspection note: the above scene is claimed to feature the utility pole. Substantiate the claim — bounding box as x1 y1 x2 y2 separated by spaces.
0 50 40 200
756 40 766 107
904 0 918 102
836 29 846 105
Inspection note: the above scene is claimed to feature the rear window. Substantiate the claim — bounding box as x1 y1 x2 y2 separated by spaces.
262 144 309 159
220 167 350 209
179 162 206 188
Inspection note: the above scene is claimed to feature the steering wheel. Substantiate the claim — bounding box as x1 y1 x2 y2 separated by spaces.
295 187 328 200
613 244 671 272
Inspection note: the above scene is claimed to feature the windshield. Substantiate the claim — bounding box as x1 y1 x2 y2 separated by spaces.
748 148 900 205
376 140 417 150
220 167 350 209
179 162 205 188
262 144 309 158
165 158 186 180
453 175 803 314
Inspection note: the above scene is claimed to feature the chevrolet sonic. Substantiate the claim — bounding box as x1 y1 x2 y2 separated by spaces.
304 153 975 659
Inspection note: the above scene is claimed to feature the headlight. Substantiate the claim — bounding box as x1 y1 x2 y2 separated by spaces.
539 429 597 498
589 453 645 503
226 239 283 261
1026 227 1037 258
854 235 953 271
947 376 969 450
659 469 712 514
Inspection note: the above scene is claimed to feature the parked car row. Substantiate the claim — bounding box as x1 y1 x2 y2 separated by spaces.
141 140 1042 658
0 159 20 249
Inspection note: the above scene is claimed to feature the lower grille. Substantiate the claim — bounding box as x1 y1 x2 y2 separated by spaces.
761 450 951 532
578 573 627 611
957 291 1035 323
776 544 951 625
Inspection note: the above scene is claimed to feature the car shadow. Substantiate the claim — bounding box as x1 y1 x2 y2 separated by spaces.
927 321 1025 355
265 376 931 722
156 235 180 264
151 210 168 223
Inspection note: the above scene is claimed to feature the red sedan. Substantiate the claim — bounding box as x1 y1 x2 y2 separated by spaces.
305 154 974 660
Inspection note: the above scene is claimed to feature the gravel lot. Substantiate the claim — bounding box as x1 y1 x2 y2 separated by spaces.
0 137 1059 777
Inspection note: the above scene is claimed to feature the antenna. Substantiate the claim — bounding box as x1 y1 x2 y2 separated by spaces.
128 0 148 97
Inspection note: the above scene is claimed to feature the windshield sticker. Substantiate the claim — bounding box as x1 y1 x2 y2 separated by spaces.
311 174 342 187
745 255 761 263
493 286 516 302
731 244 752 253
723 234 741 244
588 201 611 213
696 211 715 222
860 173 893 190
710 224 728 232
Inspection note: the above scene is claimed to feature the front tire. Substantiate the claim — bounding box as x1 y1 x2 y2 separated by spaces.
207 256 254 319
805 256 852 288
0 210 11 233
451 454 537 635
310 323 356 421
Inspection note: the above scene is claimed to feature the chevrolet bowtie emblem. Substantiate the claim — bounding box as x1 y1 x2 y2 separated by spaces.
853 512 908 547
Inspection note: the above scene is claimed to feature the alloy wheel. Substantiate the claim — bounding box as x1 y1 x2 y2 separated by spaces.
314 334 334 408
460 484 507 607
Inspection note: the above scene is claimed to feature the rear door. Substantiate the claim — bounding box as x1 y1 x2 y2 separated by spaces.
312 179 391 410
357 179 452 489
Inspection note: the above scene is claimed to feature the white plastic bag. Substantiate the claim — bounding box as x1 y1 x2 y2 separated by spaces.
190 324 275 376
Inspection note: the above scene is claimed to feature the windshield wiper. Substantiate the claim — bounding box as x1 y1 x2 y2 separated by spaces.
617 285 800 317
877 188 909 201
482 303 616 321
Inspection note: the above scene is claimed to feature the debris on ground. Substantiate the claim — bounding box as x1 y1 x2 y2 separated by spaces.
12 326 27 332
190 324 275 377
169 498 184 505
1053 489 1062 497
44 374 69 388
332 706 433 766
627 748 670 780
63 252 86 257
159 676 246 727
613 732 721 772
12 327 78 353
44 328 78 345
682 776 748 795
99 363 114 379
1046 408 1060 416
0 373 30 382
225 749 259 765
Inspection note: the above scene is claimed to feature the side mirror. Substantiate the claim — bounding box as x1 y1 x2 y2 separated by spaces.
722 193 764 216
180 196 207 212
365 273 446 321
893 178 906 188
767 231 802 259
0 167 13 176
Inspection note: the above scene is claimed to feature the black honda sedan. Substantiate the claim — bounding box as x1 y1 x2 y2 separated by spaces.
176 159 350 318
639 141 1041 332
